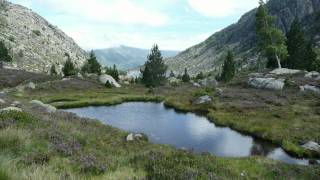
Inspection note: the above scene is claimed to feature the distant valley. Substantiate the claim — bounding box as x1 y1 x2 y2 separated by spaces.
94 45 179 70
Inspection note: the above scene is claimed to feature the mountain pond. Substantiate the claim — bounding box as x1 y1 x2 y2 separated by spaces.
65 102 320 165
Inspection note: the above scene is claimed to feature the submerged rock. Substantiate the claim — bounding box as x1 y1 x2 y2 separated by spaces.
30 100 57 113
193 95 212 105
0 107 23 112
99 74 121 88
302 141 320 154
248 78 285 91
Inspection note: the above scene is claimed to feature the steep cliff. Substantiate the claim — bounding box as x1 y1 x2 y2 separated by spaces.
166 0 320 75
0 0 88 73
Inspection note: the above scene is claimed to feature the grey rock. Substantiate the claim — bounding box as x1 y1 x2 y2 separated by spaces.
0 98 5 104
99 74 121 88
302 141 320 154
270 68 301 75
0 107 22 112
193 95 212 105
126 133 145 142
10 100 21 107
30 100 57 113
248 78 285 91
193 82 201 87
26 82 36 89
300 85 320 94
0 0 87 73
200 78 218 88
216 88 223 96
305 71 320 79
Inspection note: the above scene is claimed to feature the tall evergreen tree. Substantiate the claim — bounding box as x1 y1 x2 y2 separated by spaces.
182 68 191 83
305 41 318 71
255 0 287 69
0 41 12 69
62 57 77 77
105 64 119 82
81 51 101 74
169 70 175 78
141 44 168 87
221 51 235 82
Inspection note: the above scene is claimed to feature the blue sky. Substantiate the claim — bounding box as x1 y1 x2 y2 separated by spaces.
9 0 258 51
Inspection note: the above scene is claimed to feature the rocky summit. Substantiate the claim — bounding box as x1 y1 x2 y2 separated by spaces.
166 0 320 75
0 0 87 73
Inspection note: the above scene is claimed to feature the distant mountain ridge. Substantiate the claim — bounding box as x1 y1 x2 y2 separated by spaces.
166 0 320 75
94 45 179 70
0 0 88 73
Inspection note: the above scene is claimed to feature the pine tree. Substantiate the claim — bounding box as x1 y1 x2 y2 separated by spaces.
182 68 191 83
82 51 101 74
305 41 318 71
105 64 119 82
196 71 205 80
169 70 175 78
62 57 76 77
0 41 12 69
255 0 287 69
141 44 168 87
50 64 58 76
221 51 235 82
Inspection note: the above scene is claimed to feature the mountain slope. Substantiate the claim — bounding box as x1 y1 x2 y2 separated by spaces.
166 0 320 75
94 45 179 70
0 0 88 73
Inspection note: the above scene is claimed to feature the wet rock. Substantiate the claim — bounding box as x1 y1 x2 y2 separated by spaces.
193 95 212 105
30 100 57 113
248 78 285 91
0 107 23 112
302 141 320 154
270 68 301 75
26 82 36 89
99 74 121 88
300 85 320 94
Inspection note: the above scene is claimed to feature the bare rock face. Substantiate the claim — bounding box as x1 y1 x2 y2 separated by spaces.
0 0 87 73
248 78 285 91
166 0 320 75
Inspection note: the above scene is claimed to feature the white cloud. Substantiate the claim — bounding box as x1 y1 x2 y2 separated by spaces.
188 0 257 18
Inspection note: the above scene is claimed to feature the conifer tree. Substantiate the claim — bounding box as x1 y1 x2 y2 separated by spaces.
169 70 175 78
0 41 12 69
62 57 76 77
105 64 119 82
81 51 101 74
196 71 205 80
221 51 235 82
50 64 58 76
141 44 168 87
305 41 318 71
182 68 191 83
255 0 287 69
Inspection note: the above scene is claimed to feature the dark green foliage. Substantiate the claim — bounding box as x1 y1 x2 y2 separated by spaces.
255 0 287 68
182 68 190 83
169 70 175 78
105 81 113 88
141 44 168 87
81 51 101 75
221 51 235 82
305 42 318 71
196 71 205 80
50 64 58 76
32 30 41 36
105 64 119 82
0 41 12 69
62 57 77 77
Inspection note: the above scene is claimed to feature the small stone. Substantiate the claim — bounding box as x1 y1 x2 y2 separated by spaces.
193 95 212 105
0 98 5 104
26 82 36 89
126 133 134 141
302 141 320 154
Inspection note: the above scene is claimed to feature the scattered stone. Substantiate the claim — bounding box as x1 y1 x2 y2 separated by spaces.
200 78 218 88
249 73 264 77
300 85 320 94
192 95 212 105
10 101 21 107
26 82 36 89
0 107 23 112
168 77 180 86
0 98 5 104
77 73 83 79
302 141 320 154
270 68 301 75
126 133 146 142
248 78 285 91
193 82 201 87
30 100 57 113
305 71 320 79
99 74 121 88
216 88 223 96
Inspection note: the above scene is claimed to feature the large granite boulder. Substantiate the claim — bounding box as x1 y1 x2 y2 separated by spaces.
99 74 121 88
305 71 320 79
248 78 285 91
30 100 57 113
300 85 320 94
192 95 212 105
302 141 320 154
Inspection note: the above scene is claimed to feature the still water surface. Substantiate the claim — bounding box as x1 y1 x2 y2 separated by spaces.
66 102 319 165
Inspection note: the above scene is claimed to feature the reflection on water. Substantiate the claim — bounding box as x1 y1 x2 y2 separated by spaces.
65 102 319 165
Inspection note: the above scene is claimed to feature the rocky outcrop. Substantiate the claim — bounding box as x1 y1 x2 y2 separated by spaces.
99 74 121 88
192 95 212 105
166 0 320 75
248 78 285 91
302 141 320 154
126 133 147 142
300 85 320 94
30 100 57 113
0 0 87 73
